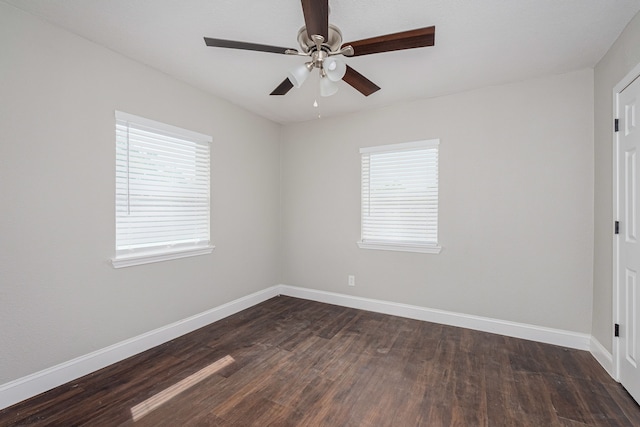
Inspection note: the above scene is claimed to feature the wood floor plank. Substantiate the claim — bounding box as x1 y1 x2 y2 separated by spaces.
485 355 525 427
1 296 639 426
542 373 594 424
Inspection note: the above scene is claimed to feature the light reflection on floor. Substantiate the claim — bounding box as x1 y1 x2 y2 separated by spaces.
130 355 235 422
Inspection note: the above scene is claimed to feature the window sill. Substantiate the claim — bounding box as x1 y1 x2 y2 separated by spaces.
111 245 215 268
357 241 442 254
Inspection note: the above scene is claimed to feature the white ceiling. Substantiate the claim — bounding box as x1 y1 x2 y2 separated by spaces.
5 0 640 124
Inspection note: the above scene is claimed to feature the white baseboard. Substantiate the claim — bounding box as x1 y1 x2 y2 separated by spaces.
590 336 615 378
0 283 606 412
0 286 280 411
277 285 592 351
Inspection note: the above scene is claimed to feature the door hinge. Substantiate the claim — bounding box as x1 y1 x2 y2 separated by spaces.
615 118 619 132
615 221 620 235
615 323 620 337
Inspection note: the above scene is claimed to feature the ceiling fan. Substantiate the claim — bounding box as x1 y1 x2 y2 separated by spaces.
204 0 435 98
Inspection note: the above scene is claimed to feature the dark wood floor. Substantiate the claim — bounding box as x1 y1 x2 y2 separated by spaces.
1 296 639 426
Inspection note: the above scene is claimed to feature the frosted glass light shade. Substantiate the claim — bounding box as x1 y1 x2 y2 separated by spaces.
288 63 312 88
324 57 346 82
320 76 338 97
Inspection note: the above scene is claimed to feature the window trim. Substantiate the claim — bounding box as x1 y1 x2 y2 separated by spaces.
358 139 441 254
356 240 441 254
111 245 214 269
111 111 214 268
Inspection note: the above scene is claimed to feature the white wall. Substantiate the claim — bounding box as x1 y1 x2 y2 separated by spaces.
593 12 640 353
281 69 595 333
0 4 281 384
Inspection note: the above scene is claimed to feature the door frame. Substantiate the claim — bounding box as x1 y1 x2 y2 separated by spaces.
612 62 640 381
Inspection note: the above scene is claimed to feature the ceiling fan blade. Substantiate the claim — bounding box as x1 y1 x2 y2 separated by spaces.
270 78 294 96
301 0 329 40
204 37 294 54
343 26 435 57
343 66 380 96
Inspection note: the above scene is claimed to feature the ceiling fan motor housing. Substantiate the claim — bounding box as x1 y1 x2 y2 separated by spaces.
297 24 343 54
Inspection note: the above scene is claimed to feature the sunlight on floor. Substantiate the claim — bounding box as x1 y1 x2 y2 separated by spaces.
130 355 235 422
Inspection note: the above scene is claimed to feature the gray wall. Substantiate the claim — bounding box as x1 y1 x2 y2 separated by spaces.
593 12 640 353
4 0 631 389
281 69 595 333
0 4 281 383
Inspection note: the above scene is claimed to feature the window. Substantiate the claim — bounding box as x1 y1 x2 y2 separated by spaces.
112 111 213 268
358 139 441 254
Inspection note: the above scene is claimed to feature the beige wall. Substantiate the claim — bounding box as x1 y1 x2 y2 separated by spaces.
0 4 281 383
281 69 595 333
593 12 640 353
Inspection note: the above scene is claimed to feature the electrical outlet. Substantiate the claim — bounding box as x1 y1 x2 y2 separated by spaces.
348 275 355 287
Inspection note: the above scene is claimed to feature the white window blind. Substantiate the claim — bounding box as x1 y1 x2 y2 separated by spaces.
359 139 440 254
113 111 213 267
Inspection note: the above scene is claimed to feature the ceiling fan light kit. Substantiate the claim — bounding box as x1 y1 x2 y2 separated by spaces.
204 0 435 100
323 57 346 82
288 62 314 88
320 75 339 97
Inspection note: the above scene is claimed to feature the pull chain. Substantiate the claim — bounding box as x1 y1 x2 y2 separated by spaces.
315 73 322 119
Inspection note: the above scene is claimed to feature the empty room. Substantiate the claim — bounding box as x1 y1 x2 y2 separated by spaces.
2 0 640 425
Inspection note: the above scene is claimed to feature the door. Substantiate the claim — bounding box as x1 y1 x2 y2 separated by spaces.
618 74 640 404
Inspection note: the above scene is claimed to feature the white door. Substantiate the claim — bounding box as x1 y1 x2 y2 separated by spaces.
618 74 640 404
